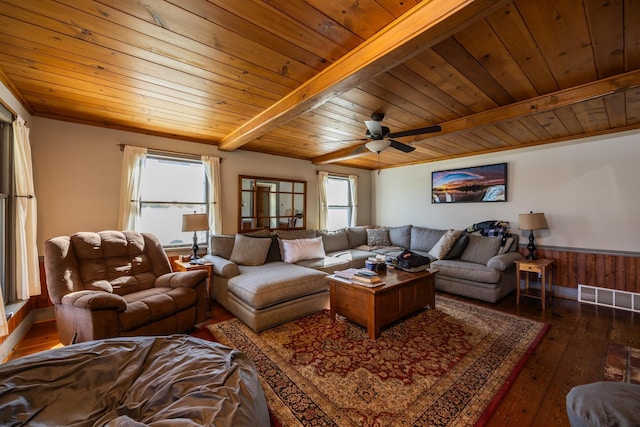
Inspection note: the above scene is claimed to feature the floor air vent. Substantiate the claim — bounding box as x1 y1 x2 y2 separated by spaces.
578 284 640 313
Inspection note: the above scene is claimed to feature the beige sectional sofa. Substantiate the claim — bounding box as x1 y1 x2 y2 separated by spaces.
205 225 523 332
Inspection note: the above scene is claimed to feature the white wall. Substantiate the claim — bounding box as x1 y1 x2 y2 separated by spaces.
28 117 371 252
373 130 640 253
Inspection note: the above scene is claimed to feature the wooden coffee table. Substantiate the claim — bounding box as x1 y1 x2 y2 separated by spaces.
328 269 436 339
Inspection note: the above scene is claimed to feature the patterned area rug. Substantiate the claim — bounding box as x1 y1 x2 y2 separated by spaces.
604 343 640 384
208 296 549 427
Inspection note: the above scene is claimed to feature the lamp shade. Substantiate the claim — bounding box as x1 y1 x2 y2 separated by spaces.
518 212 548 230
182 213 209 232
365 139 391 153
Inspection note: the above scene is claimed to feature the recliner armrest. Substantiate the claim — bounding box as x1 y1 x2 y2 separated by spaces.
156 270 209 289
60 290 127 311
486 251 524 271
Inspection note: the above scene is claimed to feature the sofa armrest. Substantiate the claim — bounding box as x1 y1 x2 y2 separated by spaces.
487 251 524 271
205 255 240 279
156 270 208 289
60 290 127 311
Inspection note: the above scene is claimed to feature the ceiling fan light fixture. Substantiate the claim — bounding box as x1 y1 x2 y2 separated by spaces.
365 139 391 153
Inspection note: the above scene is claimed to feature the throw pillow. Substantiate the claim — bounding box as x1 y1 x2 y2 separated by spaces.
389 225 412 248
460 235 502 265
229 234 272 266
317 229 349 253
498 236 514 255
346 226 368 248
367 228 391 246
428 229 462 260
443 234 469 259
280 237 326 263
410 226 446 252
245 229 281 262
209 234 235 259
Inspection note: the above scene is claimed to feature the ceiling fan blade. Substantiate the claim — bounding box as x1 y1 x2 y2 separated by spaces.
387 125 442 139
364 120 384 138
389 140 415 153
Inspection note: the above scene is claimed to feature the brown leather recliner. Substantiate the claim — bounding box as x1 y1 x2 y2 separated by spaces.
44 230 209 345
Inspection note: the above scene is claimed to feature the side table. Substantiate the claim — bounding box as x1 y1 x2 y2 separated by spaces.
515 258 554 309
174 259 213 301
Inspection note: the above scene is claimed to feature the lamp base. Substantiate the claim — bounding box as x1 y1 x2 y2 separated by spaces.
526 230 538 260
191 231 199 260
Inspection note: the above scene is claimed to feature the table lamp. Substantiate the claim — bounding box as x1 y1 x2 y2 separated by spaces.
518 211 548 260
182 212 209 260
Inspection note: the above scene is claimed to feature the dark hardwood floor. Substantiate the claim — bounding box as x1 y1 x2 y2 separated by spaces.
6 293 639 426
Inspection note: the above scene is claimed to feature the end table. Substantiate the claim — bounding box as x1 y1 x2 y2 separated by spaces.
515 258 555 309
174 259 213 301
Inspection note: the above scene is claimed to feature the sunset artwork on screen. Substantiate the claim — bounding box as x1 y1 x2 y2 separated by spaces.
431 163 507 203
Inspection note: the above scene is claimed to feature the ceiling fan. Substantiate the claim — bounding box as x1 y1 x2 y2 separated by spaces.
349 112 442 154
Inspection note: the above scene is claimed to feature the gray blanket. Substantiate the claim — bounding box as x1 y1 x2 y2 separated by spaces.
0 335 269 426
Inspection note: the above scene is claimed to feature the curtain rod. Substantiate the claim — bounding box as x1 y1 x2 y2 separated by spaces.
117 144 221 162
315 170 358 177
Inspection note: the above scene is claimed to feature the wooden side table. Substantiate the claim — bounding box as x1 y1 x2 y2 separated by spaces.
515 259 555 309
174 259 213 300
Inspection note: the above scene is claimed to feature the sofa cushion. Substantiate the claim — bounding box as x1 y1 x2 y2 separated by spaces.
444 234 469 260
230 234 271 266
210 235 235 259
388 225 412 248
460 235 502 265
346 226 368 248
429 230 462 260
295 256 350 274
275 229 317 240
280 237 326 263
410 227 446 252
317 229 349 253
119 287 197 331
430 259 502 284
367 228 391 246
229 262 328 309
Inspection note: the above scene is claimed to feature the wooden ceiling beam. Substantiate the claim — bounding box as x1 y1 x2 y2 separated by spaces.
312 69 640 165
218 0 508 152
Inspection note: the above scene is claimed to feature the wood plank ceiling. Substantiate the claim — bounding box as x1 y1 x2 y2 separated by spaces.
1 0 639 170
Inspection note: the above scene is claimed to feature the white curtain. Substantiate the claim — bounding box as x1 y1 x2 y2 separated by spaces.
202 156 222 235
13 117 41 301
318 171 329 230
348 174 358 227
117 145 147 230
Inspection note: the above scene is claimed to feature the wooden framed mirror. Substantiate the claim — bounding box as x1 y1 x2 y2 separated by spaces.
239 175 306 232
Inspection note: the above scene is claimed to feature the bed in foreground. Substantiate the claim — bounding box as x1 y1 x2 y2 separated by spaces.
0 335 269 426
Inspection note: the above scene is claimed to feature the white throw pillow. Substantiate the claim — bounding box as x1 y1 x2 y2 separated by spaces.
280 237 326 263
428 229 462 260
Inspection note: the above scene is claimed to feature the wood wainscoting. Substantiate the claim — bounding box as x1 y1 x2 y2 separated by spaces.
518 246 640 294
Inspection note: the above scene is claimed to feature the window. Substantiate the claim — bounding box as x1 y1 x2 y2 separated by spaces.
138 154 209 247
326 176 352 230
0 114 14 304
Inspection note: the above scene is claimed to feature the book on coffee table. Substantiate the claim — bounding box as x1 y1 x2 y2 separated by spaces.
332 268 384 287
352 275 384 287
